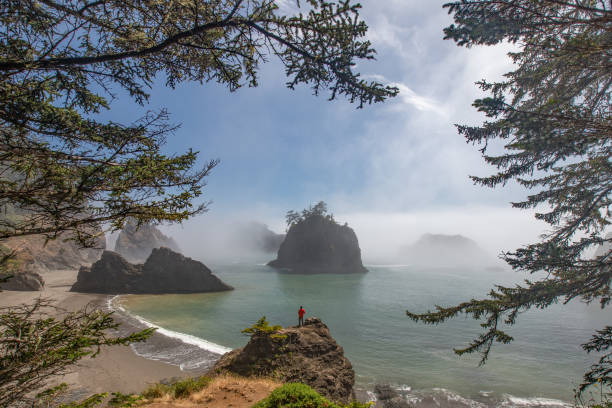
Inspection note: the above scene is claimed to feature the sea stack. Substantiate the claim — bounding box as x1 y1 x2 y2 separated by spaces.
71 247 232 294
268 202 367 274
114 220 181 263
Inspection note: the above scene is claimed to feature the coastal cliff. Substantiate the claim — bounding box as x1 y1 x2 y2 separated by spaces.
213 317 355 403
71 247 232 294
268 202 366 274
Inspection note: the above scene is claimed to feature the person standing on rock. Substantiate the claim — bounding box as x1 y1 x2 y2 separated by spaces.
298 305 306 327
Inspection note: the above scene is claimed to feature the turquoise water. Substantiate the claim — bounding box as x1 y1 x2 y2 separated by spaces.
119 263 610 404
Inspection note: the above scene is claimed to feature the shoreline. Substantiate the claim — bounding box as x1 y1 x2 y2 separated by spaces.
0 269 206 397
1 267 576 408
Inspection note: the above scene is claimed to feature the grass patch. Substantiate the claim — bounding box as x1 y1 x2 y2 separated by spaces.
253 383 371 408
141 376 212 400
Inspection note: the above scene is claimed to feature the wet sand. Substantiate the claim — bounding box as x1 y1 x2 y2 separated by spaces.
0 269 203 397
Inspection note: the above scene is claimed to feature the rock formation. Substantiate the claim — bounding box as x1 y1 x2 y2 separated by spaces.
114 220 180 263
268 213 367 274
2 231 105 272
213 317 355 403
71 247 232 294
0 250 44 291
400 233 491 267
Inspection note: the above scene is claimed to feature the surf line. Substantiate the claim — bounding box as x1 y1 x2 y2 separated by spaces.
107 295 233 356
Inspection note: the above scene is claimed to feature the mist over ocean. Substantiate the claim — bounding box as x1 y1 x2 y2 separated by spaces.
115 261 609 407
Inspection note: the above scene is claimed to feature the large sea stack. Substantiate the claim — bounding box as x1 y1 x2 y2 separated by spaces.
114 220 180 263
213 317 355 403
268 202 367 274
71 247 232 294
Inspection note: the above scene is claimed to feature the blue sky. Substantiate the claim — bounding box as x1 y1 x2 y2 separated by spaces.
102 1 549 260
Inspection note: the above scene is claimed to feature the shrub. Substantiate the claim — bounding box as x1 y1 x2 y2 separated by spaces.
242 316 287 340
253 383 371 408
141 376 212 400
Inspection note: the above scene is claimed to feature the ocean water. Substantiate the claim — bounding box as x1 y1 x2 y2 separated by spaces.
113 263 610 407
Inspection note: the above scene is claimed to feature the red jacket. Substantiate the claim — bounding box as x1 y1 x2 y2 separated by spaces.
298 308 306 317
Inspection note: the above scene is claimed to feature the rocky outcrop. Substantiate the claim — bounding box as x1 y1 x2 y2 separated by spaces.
213 317 355 403
0 270 45 291
268 215 367 274
114 221 180 263
0 246 45 291
71 247 232 294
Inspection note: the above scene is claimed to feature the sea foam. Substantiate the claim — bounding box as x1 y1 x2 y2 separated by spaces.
108 295 232 356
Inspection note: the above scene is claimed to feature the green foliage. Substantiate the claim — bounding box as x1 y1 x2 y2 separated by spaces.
141 376 212 400
253 383 371 408
242 316 287 340
407 0 612 396
0 0 396 247
108 392 144 407
0 1 395 405
58 393 107 408
285 201 336 228
0 298 154 407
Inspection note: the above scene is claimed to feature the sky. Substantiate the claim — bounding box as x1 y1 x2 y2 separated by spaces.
102 1 551 261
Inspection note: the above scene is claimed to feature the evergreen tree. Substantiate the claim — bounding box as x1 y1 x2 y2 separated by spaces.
406 0 611 394
0 2 396 405
0 0 397 247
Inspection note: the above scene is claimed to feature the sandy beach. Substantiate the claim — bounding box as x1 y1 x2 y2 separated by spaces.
0 269 205 397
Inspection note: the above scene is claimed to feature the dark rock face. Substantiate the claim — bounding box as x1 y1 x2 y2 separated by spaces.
213 317 355 403
71 251 143 293
71 248 232 294
268 215 367 274
141 247 233 293
0 247 44 291
0 271 45 291
114 221 180 263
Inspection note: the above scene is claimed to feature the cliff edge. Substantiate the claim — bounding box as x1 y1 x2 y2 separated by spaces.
213 317 355 403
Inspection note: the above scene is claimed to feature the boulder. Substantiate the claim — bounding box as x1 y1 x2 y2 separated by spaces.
0 247 44 291
213 317 355 403
268 214 367 274
114 220 180 263
71 248 232 294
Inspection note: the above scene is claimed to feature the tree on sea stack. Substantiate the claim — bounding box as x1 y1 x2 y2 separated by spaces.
0 1 395 405
406 0 611 396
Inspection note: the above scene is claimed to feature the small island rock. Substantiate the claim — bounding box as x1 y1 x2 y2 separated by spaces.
71 247 232 294
268 202 367 274
213 317 355 403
